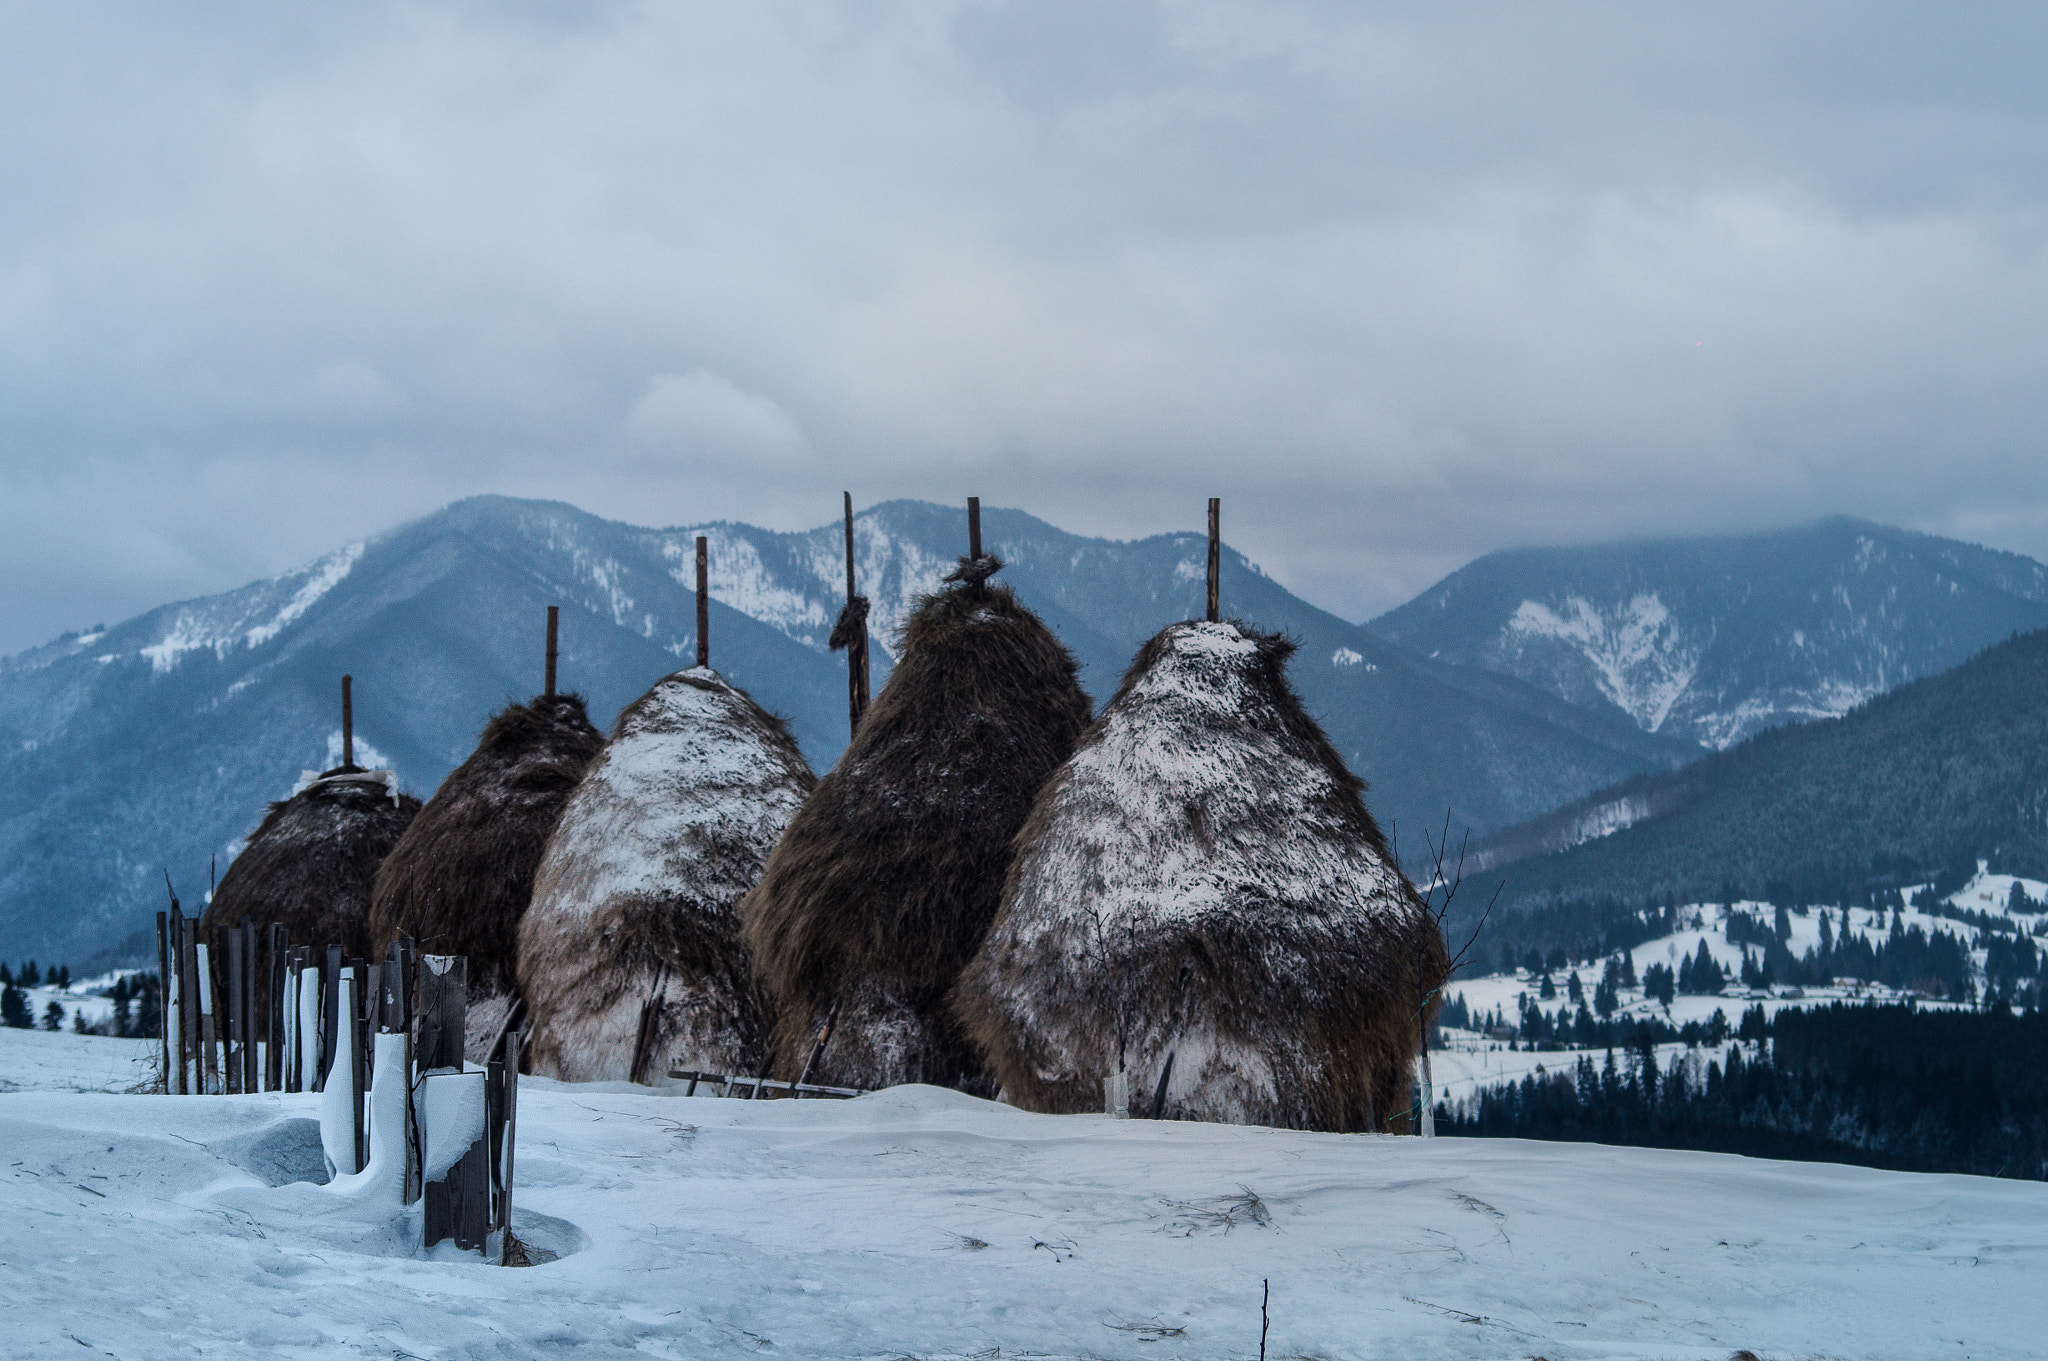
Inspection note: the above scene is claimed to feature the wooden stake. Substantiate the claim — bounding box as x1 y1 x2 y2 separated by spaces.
794 999 841 1096
341 674 355 769
967 497 982 560
843 492 857 601
695 536 709 669
629 967 667 1086
1206 498 1220 623
842 493 870 732
544 605 559 698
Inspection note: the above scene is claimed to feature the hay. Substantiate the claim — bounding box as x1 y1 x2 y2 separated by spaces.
955 620 1448 1133
740 570 1092 1090
368 693 604 1051
518 668 815 1082
204 767 420 963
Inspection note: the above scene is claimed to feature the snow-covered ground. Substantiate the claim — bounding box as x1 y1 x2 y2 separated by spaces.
3 1033 2045 1360
0 1025 156 1093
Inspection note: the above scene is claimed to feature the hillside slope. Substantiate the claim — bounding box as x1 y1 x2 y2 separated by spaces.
0 496 1683 967
1481 627 2048 908
1372 517 2048 749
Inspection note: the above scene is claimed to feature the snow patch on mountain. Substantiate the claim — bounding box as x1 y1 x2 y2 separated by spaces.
243 543 365 648
669 531 829 639
1507 593 1700 732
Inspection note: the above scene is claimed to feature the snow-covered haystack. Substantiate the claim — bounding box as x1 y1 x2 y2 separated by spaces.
741 561 1092 1091
369 694 604 1055
518 668 816 1083
203 766 421 961
956 620 1447 1133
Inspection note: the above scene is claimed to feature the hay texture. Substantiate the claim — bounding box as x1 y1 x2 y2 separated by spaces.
204 767 421 962
369 693 604 1054
955 620 1448 1133
741 568 1092 1091
518 668 816 1083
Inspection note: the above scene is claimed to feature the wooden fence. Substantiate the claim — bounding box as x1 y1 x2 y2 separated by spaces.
154 908 523 1262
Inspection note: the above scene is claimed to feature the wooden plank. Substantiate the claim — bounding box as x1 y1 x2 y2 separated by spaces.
499 1042 522 1264
486 1055 506 1227
320 945 343 1091
416 955 466 1073
180 913 201 1094
195 942 220 1095
240 919 259 1093
350 961 370 1168
224 926 245 1094
266 924 288 1092
164 912 185 1095
155 911 172 1093
379 948 407 1035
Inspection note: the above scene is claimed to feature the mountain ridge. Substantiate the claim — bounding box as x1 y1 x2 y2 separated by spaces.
1369 516 2048 750
0 494 1684 968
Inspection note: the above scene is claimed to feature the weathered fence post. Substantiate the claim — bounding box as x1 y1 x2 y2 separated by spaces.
155 910 172 1093
224 926 246 1094
320 945 342 1093
195 941 220 1094
497 1031 522 1265
266 923 288 1092
417 954 491 1251
239 918 258 1093
162 911 184 1095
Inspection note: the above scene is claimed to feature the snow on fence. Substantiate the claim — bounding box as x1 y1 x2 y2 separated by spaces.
152 908 524 1262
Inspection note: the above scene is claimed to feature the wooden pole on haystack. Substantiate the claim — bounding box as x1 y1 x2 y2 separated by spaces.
341 675 355 769
837 493 871 734
1206 498 1220 623
695 536 710 669
545 606 559 698
968 496 982 561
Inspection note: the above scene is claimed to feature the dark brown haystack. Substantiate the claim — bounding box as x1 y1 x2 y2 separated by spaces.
518 668 816 1083
204 767 421 962
368 693 604 1046
740 565 1093 1091
955 619 1448 1133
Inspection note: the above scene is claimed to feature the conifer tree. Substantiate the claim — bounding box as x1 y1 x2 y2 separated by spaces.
41 1000 63 1031
1 983 30 1029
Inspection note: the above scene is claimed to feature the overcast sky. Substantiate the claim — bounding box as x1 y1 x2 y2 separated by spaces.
4 2 2045 654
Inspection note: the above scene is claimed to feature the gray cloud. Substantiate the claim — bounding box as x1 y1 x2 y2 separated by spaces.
4 2 2046 653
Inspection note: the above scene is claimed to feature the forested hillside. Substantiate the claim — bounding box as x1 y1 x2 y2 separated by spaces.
1479 627 2048 914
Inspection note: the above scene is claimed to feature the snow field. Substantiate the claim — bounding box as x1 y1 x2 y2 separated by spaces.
3 1057 2045 1360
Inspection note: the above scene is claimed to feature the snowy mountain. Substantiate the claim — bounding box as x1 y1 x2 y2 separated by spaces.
1371 517 2048 749
0 496 1683 970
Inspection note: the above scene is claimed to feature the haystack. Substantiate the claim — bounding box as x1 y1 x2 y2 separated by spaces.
955 619 1448 1133
369 693 604 1056
518 668 816 1082
204 766 421 962
740 557 1092 1091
